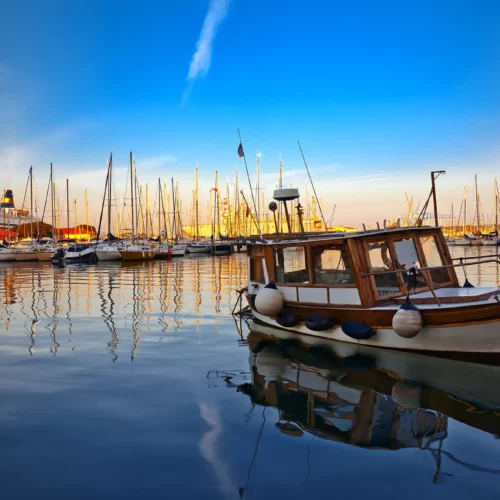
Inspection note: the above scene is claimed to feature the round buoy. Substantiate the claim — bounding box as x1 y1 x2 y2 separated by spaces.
392 298 422 338
255 346 285 382
254 283 284 316
392 382 422 410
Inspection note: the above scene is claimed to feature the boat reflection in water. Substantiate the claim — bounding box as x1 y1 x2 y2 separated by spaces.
236 324 500 482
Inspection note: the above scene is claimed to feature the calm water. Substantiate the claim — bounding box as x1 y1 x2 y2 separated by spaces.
0 248 499 499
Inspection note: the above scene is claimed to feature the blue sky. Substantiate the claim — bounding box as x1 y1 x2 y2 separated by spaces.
2 0 500 226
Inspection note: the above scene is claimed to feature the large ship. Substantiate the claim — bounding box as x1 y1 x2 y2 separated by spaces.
0 189 36 231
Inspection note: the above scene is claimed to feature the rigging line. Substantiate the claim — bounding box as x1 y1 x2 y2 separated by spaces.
297 141 327 229
238 129 262 238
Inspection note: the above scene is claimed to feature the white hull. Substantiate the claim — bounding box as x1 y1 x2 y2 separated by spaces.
0 252 14 261
471 239 484 246
483 239 498 246
454 239 471 246
251 309 500 354
12 251 39 261
96 249 122 261
187 245 211 254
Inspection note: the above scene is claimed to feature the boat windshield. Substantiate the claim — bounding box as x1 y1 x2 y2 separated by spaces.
275 247 309 284
367 241 401 298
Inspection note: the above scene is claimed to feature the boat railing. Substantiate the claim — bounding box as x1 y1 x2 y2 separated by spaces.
361 258 500 278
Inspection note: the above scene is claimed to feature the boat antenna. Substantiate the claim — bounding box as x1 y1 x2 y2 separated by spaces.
297 141 327 230
237 129 262 238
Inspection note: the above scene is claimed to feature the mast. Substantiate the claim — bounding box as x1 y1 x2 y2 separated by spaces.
451 203 454 238
30 166 33 242
50 164 55 240
475 174 480 234
85 189 89 232
463 187 467 235
195 165 199 241
495 178 499 233
130 152 134 239
145 183 149 238
108 153 113 237
256 153 261 231
171 178 176 241
66 178 70 240
235 170 239 235
74 199 77 239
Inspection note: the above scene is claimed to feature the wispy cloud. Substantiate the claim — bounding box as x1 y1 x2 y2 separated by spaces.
183 0 231 102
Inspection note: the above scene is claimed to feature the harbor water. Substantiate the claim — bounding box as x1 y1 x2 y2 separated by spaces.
1 247 500 499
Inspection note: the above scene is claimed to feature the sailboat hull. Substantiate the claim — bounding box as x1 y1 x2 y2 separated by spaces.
12 251 39 261
36 251 53 261
119 250 155 261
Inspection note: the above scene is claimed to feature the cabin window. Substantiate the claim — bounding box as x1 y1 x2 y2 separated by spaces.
250 258 266 284
311 246 354 285
420 236 451 285
275 247 309 284
392 238 426 290
367 241 401 297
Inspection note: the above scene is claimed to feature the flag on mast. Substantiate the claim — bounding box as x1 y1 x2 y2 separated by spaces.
237 143 245 158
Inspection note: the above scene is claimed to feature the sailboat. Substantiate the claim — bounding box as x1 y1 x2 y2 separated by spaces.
119 152 155 261
35 164 57 261
12 167 39 261
211 171 231 256
96 154 122 261
455 187 476 246
483 178 499 246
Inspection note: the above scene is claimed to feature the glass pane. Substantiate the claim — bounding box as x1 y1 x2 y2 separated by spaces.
312 246 354 285
275 247 309 283
367 241 401 297
420 236 450 285
393 238 426 289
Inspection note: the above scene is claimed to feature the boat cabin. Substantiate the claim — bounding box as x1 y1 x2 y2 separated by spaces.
247 227 458 308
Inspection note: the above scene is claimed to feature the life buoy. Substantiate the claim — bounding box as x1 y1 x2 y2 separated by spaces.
381 247 394 270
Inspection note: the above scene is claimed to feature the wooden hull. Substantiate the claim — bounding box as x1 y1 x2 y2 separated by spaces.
119 250 155 261
248 295 500 353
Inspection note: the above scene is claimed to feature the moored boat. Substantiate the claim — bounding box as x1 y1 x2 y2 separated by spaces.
96 244 122 261
212 241 232 256
186 240 212 254
119 244 155 261
244 224 500 354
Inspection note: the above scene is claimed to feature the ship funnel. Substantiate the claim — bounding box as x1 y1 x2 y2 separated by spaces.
1 190 14 209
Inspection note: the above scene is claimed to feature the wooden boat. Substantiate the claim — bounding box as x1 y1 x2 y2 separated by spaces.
119 244 155 261
244 225 500 354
